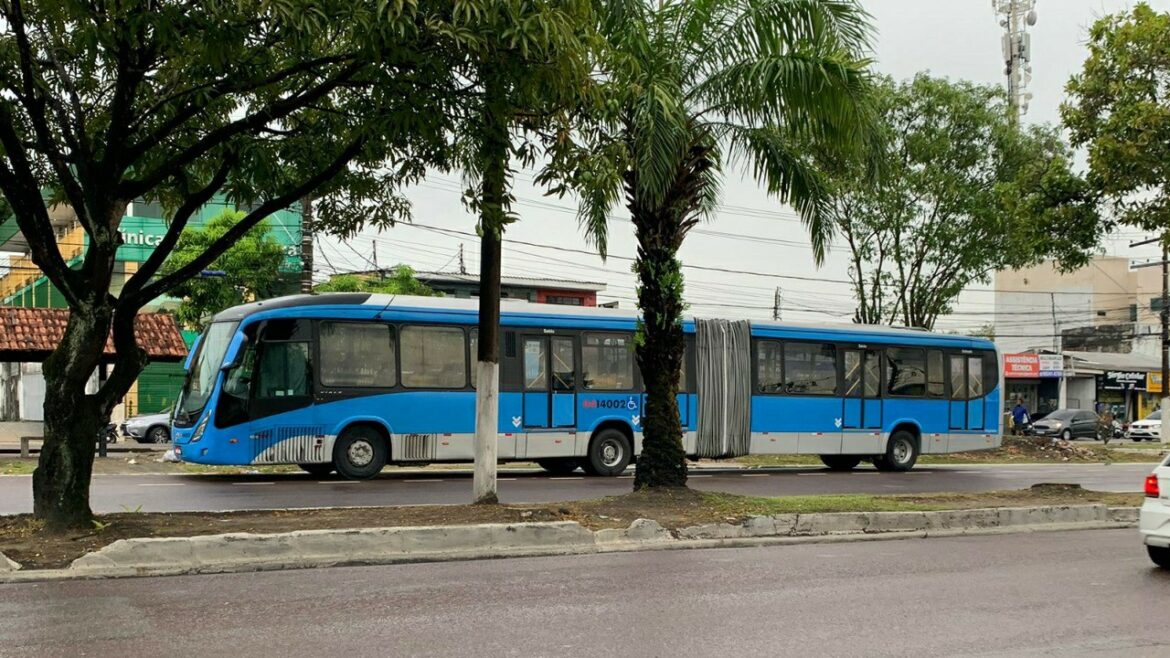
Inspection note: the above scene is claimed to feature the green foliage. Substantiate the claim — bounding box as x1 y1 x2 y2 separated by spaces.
315 265 439 296
548 0 876 489
161 211 287 330
821 75 1103 329
1062 2 1170 232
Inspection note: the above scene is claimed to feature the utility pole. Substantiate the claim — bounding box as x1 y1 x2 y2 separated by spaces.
458 243 467 275
1049 292 1058 352
993 0 1037 127
1128 234 1170 444
299 195 314 294
1162 237 1168 445
772 287 782 321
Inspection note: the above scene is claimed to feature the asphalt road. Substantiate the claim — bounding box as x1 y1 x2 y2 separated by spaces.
0 462 1156 515
3 529 1167 657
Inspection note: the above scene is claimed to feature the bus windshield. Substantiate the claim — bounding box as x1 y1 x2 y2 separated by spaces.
175 321 239 424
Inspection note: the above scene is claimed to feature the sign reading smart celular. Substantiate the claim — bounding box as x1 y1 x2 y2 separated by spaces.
1101 371 1147 391
1003 353 1039 378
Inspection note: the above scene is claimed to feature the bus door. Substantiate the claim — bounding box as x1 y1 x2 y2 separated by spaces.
521 335 578 429
947 353 986 431
966 355 985 430
842 348 882 430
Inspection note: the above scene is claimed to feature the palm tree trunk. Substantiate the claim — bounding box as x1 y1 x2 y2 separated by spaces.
631 222 688 490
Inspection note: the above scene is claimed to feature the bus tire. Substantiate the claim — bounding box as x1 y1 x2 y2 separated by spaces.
536 458 579 475
874 430 919 472
819 455 862 471
582 428 632 477
298 463 334 477
333 426 388 480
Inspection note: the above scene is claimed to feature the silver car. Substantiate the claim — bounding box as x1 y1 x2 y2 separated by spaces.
120 409 172 444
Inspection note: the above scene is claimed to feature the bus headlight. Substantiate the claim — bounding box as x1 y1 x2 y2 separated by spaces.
190 414 210 443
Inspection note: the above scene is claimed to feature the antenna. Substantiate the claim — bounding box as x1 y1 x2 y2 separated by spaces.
992 0 1038 127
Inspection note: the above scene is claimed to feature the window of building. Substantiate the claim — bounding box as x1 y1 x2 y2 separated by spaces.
319 322 396 388
400 326 467 389
927 350 945 397
756 340 784 393
783 343 837 394
130 198 164 219
582 333 634 390
546 295 583 306
887 347 926 397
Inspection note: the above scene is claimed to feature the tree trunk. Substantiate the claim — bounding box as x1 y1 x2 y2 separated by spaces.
473 227 502 505
471 73 509 505
32 308 112 529
631 236 688 490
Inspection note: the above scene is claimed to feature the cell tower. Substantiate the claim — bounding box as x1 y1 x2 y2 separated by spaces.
993 0 1038 126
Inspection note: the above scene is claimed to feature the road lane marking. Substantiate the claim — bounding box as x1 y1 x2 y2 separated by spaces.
741 473 770 477
690 474 712 478
232 482 274 486
797 472 827 476
498 477 517 481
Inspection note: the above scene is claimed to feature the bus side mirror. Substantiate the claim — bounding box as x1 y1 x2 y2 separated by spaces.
220 336 250 372
183 335 202 371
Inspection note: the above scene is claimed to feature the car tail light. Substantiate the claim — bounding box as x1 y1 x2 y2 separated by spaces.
1146 475 1160 498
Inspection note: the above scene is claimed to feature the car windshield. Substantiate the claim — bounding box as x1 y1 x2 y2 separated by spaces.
1044 410 1077 421
175 322 239 422
1146 410 1162 421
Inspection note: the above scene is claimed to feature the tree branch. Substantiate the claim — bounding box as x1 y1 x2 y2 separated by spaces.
121 63 364 200
132 137 367 305
120 155 237 302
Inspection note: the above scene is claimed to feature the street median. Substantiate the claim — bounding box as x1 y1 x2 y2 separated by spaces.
0 503 1139 583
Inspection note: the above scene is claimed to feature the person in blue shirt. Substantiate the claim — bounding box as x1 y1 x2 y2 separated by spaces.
1011 399 1030 435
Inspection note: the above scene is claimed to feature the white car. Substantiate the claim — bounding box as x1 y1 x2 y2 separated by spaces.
1127 410 1162 442
1140 453 1170 569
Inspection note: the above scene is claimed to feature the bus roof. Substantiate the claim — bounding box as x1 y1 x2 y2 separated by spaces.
211 293 993 349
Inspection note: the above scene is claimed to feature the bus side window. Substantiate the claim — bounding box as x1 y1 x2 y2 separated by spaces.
755 340 783 393
927 351 945 397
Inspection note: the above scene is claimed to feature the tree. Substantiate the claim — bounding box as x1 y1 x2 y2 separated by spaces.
315 265 439 296
447 0 597 503
1062 3 1170 234
555 0 875 489
162 211 287 330
0 0 463 528
822 75 1103 329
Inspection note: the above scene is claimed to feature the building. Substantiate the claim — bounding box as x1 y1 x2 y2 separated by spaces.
995 256 1167 421
0 198 303 421
342 270 607 306
994 256 1163 357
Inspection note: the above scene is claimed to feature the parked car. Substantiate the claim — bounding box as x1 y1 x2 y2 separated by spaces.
1140 453 1170 569
120 408 172 444
1030 409 1099 440
1127 410 1162 442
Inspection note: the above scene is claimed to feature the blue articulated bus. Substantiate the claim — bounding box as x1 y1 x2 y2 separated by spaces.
171 294 1002 479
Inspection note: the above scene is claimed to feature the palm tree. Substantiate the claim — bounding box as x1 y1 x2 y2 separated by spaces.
568 0 875 488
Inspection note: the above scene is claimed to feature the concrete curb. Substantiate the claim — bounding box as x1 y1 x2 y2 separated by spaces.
0 505 1140 583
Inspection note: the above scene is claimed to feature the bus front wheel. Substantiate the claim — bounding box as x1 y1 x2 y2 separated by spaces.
873 431 919 472
819 455 862 471
333 426 388 480
582 429 632 477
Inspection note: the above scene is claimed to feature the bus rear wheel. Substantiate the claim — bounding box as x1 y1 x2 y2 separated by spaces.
873 430 919 472
819 455 862 471
298 463 334 477
536 458 579 475
333 426 388 480
582 429 631 477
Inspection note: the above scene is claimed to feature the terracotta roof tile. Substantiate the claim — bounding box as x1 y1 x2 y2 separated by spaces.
0 307 188 362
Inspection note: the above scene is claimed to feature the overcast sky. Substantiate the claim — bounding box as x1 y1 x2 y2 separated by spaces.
319 0 1170 332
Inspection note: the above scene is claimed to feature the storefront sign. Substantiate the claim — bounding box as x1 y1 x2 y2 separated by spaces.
1101 371 1147 391
1038 354 1063 378
1004 353 1040 378
1149 372 1163 395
